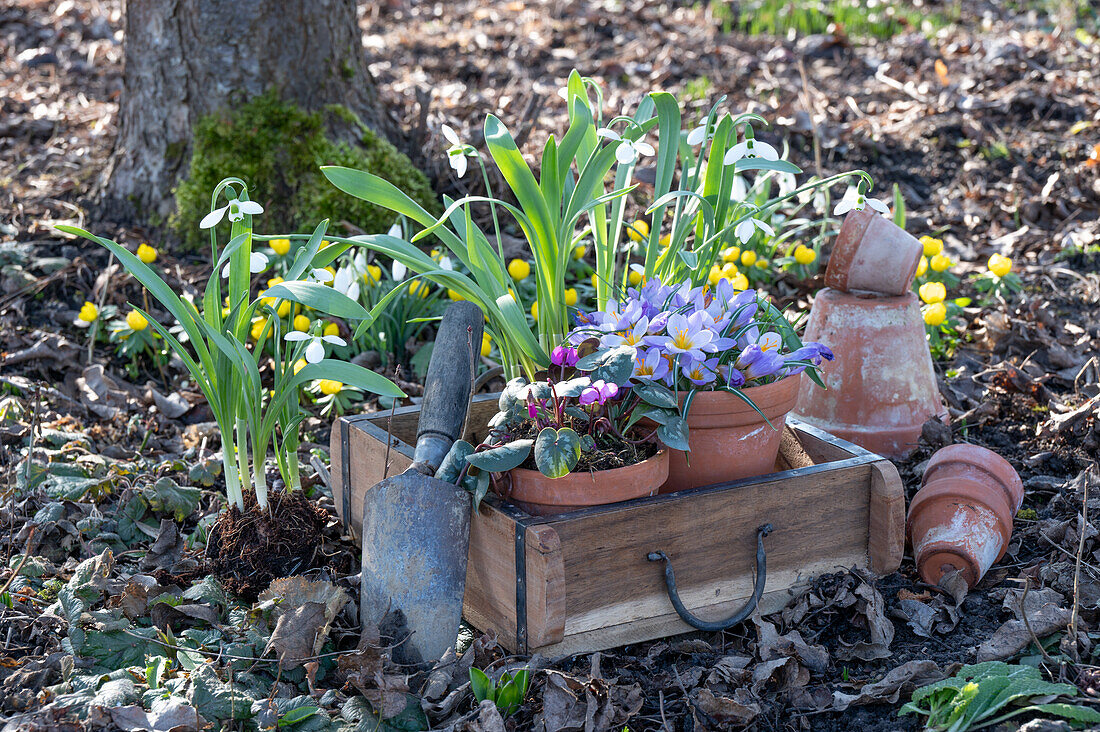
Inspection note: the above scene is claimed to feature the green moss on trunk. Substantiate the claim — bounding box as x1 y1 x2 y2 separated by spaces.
173 91 436 249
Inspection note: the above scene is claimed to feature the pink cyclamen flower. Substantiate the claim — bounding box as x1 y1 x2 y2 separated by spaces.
551 345 579 367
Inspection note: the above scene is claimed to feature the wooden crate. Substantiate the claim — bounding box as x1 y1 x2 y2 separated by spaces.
331 395 905 656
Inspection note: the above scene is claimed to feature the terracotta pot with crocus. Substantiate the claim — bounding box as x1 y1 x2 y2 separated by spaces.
565 275 833 492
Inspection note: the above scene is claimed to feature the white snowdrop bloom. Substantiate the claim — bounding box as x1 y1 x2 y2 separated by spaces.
308 267 334 284
686 124 709 146
387 220 403 239
442 124 468 178
731 174 749 202
200 198 263 229
221 251 269 278
723 138 780 165
332 266 360 302
392 260 407 281
734 217 775 244
597 127 655 165
833 187 890 216
439 256 454 271
285 332 346 364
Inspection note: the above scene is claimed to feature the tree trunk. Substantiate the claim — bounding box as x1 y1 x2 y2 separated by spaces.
101 0 400 221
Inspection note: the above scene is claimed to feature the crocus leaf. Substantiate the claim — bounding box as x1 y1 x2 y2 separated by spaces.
466 440 534 473
534 427 581 479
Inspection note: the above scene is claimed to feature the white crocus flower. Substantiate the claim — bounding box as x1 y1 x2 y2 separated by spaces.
734 217 775 244
332 266 360 302
596 128 655 165
442 124 468 178
833 187 890 216
285 331 346 364
200 198 264 229
221 251 269 278
723 138 780 165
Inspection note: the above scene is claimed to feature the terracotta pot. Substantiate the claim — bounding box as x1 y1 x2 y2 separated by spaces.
907 444 1023 587
662 374 802 493
792 288 947 459
825 209 923 296
507 449 669 516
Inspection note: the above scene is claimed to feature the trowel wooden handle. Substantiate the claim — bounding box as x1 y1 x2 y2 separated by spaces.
413 301 484 472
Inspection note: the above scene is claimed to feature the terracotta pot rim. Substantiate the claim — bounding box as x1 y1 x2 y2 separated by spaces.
507 448 669 507
922 444 1024 509
825 209 876 292
678 373 803 420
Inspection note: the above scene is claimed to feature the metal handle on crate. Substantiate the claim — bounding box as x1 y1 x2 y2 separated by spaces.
647 523 773 632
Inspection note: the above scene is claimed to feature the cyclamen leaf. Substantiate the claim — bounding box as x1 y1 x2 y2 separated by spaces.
575 345 635 385
634 380 678 408
435 440 474 484
534 427 581 479
466 440 534 473
657 417 690 452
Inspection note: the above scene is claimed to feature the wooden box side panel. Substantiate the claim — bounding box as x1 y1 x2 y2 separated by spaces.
550 462 874 639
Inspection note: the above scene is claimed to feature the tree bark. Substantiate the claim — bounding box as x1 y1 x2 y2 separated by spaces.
101 0 399 221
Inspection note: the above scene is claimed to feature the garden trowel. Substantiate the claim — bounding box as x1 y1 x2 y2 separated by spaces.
359 301 483 665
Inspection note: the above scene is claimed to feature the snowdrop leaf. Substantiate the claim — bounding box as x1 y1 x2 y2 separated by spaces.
262 281 372 322
734 158 802 175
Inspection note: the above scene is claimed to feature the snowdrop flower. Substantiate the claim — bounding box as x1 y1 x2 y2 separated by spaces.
833 181 889 216
723 126 779 166
686 121 711 146
200 197 264 229
597 127 655 165
285 331 346 364
734 217 775 244
387 220 403 239
442 124 468 178
221 251 269 278
731 174 749 202
332 266 360 302
392 260 407 281
309 267 334 284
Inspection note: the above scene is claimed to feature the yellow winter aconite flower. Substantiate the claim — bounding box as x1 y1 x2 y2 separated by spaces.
530 300 538 321
923 303 947 327
919 281 947 304
319 240 333 250
573 245 586 260
930 253 953 272
731 273 750 290
564 288 578 306
916 257 929 277
447 288 464 301
323 322 340 338
276 300 292 318
708 265 722 286
127 310 149 331
408 280 430 298
659 234 671 248
481 332 492 358
136 243 157 264
363 264 382 285
627 219 649 242
507 259 531 280
721 246 742 263
318 379 343 395
628 269 643 286
270 238 291 256
293 314 311 332
755 259 768 270
794 245 817 265
293 358 307 375
955 297 972 307
721 262 739 279
740 250 757 267
267 276 284 288
78 301 98 323
252 317 273 341
920 235 943 257
988 253 1012 278
591 274 599 290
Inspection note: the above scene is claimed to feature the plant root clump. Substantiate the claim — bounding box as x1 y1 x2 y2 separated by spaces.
207 488 328 600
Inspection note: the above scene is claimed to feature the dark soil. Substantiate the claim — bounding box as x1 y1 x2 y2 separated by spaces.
206 488 328 600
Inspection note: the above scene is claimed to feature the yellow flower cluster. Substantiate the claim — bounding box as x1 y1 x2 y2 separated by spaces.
137 243 157 264
78 301 98 323
987 254 1012 278
126 310 149 331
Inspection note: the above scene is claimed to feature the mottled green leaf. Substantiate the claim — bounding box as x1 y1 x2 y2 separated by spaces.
466 441 533 473
534 427 581 478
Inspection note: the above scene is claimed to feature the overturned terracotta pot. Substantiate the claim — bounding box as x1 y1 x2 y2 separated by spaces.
507 449 668 517
663 374 802 493
792 288 948 459
907 444 1024 587
825 209 923 296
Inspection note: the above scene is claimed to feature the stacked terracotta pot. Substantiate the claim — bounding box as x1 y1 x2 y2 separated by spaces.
792 209 949 459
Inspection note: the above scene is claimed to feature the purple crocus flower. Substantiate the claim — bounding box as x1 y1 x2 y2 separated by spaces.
782 342 834 375
632 347 671 383
735 344 785 382
646 311 713 361
681 357 719 387
720 364 747 389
